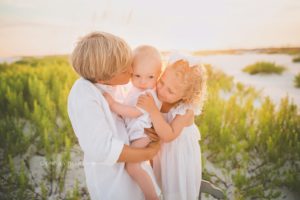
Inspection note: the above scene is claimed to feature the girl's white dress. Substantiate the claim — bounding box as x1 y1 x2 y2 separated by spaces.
153 103 202 200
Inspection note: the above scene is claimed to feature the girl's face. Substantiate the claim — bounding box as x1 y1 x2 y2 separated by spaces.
156 68 185 104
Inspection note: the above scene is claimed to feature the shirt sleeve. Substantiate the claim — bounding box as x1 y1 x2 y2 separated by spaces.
68 83 124 165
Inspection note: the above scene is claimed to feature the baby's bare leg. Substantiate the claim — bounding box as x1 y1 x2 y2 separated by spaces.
126 137 159 200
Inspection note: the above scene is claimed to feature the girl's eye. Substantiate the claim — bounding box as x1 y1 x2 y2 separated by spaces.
135 74 140 78
149 75 154 79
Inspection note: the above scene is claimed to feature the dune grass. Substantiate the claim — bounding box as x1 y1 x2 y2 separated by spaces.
292 55 300 63
294 73 300 88
243 61 285 75
1 57 299 199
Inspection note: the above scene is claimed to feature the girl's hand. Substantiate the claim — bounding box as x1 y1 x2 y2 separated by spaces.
103 92 115 106
145 127 160 142
137 92 158 114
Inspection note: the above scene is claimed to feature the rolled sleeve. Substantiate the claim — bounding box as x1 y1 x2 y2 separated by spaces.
68 82 125 166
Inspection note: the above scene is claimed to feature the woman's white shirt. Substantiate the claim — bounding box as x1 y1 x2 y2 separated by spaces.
68 78 144 200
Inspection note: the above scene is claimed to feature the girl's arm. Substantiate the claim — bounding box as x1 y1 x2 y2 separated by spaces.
137 93 194 142
103 92 143 118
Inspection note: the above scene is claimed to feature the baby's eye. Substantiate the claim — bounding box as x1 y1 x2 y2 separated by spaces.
149 75 154 79
134 74 140 78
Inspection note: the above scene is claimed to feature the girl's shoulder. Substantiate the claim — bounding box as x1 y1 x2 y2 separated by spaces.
170 103 202 119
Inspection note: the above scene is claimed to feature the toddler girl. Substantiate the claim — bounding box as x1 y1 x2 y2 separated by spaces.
137 53 207 200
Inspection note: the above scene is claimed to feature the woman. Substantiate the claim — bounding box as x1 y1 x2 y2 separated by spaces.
67 31 160 200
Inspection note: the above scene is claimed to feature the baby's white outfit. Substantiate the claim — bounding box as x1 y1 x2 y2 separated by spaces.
123 85 162 197
153 103 202 200
124 85 162 141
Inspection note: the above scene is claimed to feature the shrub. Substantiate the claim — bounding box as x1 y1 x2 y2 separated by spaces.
294 73 300 88
243 61 285 75
292 56 300 63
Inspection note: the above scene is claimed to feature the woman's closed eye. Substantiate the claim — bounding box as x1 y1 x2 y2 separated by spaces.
168 89 174 94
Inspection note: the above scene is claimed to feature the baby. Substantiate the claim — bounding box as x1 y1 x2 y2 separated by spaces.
104 45 162 200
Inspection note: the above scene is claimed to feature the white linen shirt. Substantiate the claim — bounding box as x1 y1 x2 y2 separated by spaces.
68 78 144 200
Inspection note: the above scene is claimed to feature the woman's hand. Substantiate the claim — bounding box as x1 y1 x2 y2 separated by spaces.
145 127 160 142
103 92 115 106
146 140 161 159
137 92 158 114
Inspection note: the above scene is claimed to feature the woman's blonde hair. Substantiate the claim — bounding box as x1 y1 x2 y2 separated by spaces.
168 59 207 111
71 31 132 82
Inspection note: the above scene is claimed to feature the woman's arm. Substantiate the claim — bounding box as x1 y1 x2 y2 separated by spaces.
117 141 160 162
137 93 194 142
103 92 143 118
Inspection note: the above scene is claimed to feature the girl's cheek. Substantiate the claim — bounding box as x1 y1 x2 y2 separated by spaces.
156 82 161 89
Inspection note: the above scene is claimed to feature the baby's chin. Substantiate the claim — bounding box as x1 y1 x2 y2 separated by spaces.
132 84 156 90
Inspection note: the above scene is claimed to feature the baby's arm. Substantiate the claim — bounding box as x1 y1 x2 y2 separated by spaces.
103 92 143 118
137 93 194 142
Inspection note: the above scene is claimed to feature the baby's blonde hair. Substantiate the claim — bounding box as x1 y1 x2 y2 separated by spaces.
71 31 132 82
133 45 162 70
168 59 207 111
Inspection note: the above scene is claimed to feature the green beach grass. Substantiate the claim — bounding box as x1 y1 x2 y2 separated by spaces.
292 56 300 63
0 57 299 199
242 61 285 75
294 73 300 88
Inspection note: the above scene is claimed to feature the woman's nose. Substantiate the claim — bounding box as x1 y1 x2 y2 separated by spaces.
128 66 133 74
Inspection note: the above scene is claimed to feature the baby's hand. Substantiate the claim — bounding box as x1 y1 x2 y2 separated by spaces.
137 92 158 114
103 92 115 106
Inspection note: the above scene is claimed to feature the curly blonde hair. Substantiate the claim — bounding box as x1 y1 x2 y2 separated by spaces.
168 59 207 111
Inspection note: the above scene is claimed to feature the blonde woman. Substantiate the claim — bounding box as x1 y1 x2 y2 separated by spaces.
68 32 160 200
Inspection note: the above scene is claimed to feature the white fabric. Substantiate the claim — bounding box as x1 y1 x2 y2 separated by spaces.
123 85 162 196
153 103 202 200
68 78 144 200
124 86 162 141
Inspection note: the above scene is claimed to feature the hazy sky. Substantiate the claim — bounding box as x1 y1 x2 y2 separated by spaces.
1 0 300 57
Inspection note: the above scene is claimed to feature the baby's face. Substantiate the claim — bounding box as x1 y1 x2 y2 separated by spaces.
131 59 161 90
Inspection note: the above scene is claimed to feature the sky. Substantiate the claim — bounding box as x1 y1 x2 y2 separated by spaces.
0 0 300 57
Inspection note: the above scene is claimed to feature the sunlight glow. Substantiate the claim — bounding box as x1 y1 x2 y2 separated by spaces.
0 0 300 56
